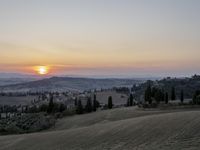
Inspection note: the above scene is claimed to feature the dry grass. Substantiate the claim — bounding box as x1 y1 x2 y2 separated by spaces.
96 91 128 105
0 107 200 150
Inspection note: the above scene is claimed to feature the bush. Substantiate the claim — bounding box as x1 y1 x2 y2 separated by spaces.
63 109 76 117
193 90 200 104
142 103 158 108
0 113 56 135
196 95 200 105
1 123 22 135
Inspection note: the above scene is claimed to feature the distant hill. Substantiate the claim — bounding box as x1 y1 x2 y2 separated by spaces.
0 73 44 86
0 78 37 86
0 73 41 79
0 77 144 92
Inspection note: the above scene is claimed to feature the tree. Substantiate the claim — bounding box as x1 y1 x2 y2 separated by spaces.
93 94 97 111
42 94 46 101
47 94 54 113
171 86 176 100
29 105 38 113
74 98 78 106
59 103 66 113
108 96 113 109
161 89 165 101
76 100 83 114
196 95 200 105
144 84 152 104
151 87 156 98
193 90 200 104
180 90 184 103
85 97 92 113
146 87 165 104
39 104 48 112
127 98 130 107
96 100 100 108
154 89 163 103
129 94 133 106
165 92 169 104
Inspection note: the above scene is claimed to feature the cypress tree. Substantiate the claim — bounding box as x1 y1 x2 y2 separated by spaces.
74 97 78 106
144 84 152 104
93 94 97 111
129 94 133 106
193 90 200 104
76 100 83 114
47 94 54 113
161 89 165 101
108 96 113 109
180 90 184 103
59 103 66 112
155 89 162 103
165 92 169 104
85 97 92 113
127 98 130 107
171 86 176 100
193 91 197 104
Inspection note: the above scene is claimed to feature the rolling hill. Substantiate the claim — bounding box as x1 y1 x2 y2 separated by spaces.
0 107 200 150
0 77 144 92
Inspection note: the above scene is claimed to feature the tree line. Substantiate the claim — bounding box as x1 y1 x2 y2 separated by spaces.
76 94 114 114
144 84 185 104
144 84 200 105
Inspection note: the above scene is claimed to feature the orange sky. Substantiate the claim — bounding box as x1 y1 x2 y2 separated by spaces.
0 0 200 77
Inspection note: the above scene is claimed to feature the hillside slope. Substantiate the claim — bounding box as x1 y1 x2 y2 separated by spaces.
0 77 143 92
53 107 189 130
0 108 200 150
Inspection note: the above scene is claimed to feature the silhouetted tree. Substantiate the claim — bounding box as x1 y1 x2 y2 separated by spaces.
93 94 97 111
59 103 66 112
74 97 78 106
196 96 200 105
29 105 38 113
52 103 59 112
144 84 152 104
47 94 54 113
42 94 46 101
39 104 48 112
96 100 100 108
127 98 130 106
161 89 165 101
171 86 176 100
165 92 169 104
155 89 163 103
193 90 200 105
180 90 184 103
129 94 133 106
76 100 83 114
108 96 113 109
151 87 156 98
85 97 92 113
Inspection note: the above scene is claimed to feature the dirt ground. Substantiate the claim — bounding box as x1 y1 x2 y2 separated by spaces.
0 107 200 150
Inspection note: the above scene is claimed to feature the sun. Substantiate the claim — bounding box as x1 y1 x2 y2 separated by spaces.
35 66 49 75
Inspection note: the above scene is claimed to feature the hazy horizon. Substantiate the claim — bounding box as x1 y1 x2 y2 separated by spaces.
0 0 200 77
0 71 198 79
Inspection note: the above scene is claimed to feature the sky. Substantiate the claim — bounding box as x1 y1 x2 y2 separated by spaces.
0 0 200 78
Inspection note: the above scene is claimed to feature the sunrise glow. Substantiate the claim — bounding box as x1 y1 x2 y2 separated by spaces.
35 66 49 75
0 0 200 77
